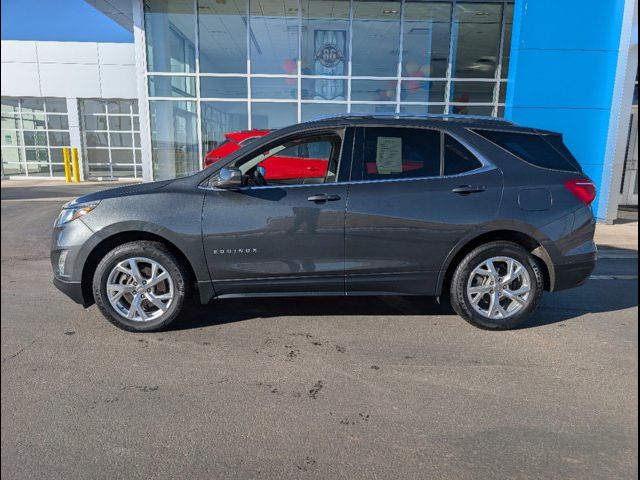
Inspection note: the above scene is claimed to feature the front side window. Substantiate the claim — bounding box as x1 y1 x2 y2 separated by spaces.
360 127 440 180
235 135 341 186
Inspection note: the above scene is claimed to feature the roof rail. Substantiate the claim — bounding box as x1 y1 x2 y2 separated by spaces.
309 112 515 125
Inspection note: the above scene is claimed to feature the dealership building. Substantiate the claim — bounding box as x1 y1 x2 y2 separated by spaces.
1 0 638 222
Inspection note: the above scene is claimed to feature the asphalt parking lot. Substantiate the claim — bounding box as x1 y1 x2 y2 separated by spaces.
1 182 638 479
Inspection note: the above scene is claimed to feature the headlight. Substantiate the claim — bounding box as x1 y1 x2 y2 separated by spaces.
55 201 99 227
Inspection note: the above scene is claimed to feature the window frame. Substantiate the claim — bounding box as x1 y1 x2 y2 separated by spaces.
236 134 342 185
204 127 351 190
81 98 142 179
443 132 485 176
1 96 71 177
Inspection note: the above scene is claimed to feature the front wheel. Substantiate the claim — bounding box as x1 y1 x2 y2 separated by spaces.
92 241 189 332
450 241 544 330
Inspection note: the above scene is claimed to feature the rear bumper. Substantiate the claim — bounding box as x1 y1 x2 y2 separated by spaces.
551 255 597 291
53 277 86 306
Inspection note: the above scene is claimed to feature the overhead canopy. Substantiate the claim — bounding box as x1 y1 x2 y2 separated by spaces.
85 0 135 32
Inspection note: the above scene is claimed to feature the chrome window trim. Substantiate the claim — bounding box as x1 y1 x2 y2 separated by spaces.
199 164 495 192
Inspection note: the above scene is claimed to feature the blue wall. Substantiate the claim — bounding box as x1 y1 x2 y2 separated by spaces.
505 0 627 220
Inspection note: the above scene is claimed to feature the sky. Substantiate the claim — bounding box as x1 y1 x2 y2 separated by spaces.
1 0 133 43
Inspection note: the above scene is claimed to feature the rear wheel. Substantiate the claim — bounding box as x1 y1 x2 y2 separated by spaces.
450 241 544 329
92 241 189 332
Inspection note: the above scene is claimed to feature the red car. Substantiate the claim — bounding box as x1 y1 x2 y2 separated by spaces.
204 130 269 167
204 130 329 181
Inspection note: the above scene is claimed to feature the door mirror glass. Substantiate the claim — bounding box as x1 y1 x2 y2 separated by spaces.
211 166 243 189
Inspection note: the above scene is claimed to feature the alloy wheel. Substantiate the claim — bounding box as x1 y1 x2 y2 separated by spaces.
466 256 532 320
106 257 174 322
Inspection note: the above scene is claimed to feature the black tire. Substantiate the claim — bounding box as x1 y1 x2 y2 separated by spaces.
92 241 189 332
450 241 544 330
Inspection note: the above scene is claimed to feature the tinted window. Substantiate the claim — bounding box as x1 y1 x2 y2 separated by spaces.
475 129 581 172
542 134 582 171
444 135 482 175
237 136 340 186
362 128 440 180
277 141 333 161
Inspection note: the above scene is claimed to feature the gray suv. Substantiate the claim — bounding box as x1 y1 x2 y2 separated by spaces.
51 115 597 332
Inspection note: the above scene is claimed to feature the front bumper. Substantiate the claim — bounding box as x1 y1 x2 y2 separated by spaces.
52 277 87 305
51 217 95 306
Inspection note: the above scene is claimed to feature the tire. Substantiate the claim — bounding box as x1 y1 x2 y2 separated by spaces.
92 241 189 332
450 241 544 330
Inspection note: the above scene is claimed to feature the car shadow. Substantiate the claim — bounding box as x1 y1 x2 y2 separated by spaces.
173 295 453 331
171 275 637 331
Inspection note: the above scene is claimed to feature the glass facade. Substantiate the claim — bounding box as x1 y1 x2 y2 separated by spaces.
144 0 514 180
81 99 142 179
1 97 71 177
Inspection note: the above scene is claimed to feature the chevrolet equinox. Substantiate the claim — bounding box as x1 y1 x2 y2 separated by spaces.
51 115 597 332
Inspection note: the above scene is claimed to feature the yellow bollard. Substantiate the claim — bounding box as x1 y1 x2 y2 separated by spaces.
62 148 72 183
71 148 81 183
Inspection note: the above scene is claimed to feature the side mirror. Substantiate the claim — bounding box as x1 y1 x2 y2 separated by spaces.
211 166 243 189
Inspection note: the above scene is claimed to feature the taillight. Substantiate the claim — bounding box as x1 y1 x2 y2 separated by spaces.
564 178 597 205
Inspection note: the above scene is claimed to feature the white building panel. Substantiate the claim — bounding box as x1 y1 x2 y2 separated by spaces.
99 64 138 97
0 62 41 97
98 42 135 65
1 40 137 100
0 40 38 63
36 41 99 65
39 63 102 98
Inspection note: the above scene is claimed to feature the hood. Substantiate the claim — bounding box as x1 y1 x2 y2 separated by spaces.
69 180 175 206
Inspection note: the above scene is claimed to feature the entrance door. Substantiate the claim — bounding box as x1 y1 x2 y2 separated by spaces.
621 107 638 206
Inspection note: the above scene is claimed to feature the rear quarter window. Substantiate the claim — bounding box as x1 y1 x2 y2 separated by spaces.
474 129 582 172
444 135 483 175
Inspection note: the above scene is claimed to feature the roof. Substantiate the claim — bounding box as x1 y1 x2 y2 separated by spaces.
311 113 516 126
270 113 548 135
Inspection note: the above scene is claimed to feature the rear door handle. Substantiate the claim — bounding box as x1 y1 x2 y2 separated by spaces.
452 185 486 195
307 194 341 203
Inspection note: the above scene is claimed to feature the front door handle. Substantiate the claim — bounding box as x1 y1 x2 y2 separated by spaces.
452 185 486 195
307 194 341 203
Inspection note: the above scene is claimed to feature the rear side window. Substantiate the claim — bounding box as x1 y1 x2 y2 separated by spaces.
475 129 582 172
444 135 482 175
362 127 440 180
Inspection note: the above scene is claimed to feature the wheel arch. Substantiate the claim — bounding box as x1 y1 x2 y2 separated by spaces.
438 229 555 297
80 231 203 307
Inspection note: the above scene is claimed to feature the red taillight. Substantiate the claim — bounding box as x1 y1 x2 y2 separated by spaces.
564 178 597 205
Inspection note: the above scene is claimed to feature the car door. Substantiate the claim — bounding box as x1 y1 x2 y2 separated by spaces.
202 128 352 296
345 126 503 296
